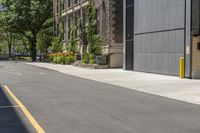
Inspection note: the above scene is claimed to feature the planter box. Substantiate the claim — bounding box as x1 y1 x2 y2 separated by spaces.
95 55 108 65
75 53 81 60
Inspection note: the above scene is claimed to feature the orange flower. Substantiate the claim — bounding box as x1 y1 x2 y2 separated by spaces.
48 52 74 57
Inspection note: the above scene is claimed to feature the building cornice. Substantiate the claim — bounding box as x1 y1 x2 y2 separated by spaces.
61 1 89 17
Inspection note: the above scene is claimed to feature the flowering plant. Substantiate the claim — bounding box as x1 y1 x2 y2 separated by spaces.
48 52 75 64
48 52 74 57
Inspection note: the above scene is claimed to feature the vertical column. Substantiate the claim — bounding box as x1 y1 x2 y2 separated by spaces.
123 0 126 69
185 0 192 78
124 0 134 70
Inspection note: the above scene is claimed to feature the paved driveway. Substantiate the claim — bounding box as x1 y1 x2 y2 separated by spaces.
0 61 200 133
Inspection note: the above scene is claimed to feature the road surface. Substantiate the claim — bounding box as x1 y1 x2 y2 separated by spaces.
0 61 200 133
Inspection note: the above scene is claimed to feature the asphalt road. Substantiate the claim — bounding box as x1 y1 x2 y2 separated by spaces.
0 61 200 133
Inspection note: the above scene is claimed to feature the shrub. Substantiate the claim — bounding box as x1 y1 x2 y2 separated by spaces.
50 35 63 53
86 1 103 56
89 53 96 64
67 20 78 54
48 52 74 64
52 56 58 64
66 55 75 64
82 53 89 64
90 59 95 64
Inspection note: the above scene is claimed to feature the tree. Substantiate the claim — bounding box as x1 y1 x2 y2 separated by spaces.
49 22 63 53
50 36 63 53
0 0 53 61
37 21 53 55
86 1 103 55
0 7 15 57
67 20 78 54
0 30 14 57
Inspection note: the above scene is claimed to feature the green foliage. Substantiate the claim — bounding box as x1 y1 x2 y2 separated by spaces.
86 1 103 56
89 53 96 64
65 55 75 64
82 53 89 64
90 59 95 64
67 20 78 54
51 55 75 65
52 56 61 64
0 0 53 61
50 36 63 52
0 41 7 56
15 37 30 54
86 1 96 54
37 21 53 55
91 35 103 55
0 24 15 57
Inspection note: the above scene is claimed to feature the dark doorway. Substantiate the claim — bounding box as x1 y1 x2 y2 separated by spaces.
125 0 134 70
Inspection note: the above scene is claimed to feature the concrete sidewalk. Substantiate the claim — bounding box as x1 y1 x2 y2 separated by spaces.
27 62 200 105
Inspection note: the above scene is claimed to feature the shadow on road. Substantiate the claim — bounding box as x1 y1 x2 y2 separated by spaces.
0 86 29 133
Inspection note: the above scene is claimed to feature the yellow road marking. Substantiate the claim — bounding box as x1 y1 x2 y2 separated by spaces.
3 85 45 133
0 105 19 109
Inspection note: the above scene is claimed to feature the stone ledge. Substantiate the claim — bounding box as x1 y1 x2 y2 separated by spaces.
73 61 109 69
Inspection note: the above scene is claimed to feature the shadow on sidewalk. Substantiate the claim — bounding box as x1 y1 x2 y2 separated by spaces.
0 86 29 133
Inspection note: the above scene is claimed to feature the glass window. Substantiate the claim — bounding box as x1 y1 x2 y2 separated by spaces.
61 0 65 11
68 0 72 8
74 0 79 5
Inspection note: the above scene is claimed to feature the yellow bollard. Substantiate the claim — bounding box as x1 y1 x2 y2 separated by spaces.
180 57 185 79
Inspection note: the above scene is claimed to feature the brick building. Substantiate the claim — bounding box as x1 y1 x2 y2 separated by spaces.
53 0 123 68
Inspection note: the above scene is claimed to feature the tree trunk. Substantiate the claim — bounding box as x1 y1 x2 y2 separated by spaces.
6 32 12 58
8 43 12 58
31 37 37 62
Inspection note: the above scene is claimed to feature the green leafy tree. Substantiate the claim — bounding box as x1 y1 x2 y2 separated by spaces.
0 0 53 61
0 31 14 57
67 20 78 54
0 34 7 56
50 36 63 52
0 10 15 57
37 23 53 55
49 22 63 52
86 1 103 55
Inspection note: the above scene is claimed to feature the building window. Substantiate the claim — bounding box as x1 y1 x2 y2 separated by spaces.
68 0 72 8
74 0 79 5
75 11 80 26
61 0 65 11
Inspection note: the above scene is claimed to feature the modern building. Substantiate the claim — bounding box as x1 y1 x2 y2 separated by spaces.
123 0 200 78
54 0 123 68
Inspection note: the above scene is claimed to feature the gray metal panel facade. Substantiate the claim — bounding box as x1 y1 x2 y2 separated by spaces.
133 0 186 75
